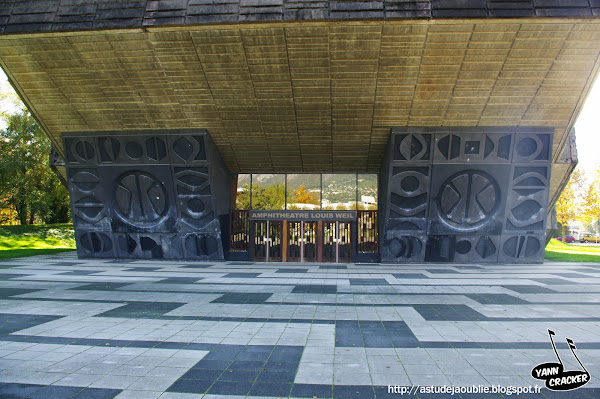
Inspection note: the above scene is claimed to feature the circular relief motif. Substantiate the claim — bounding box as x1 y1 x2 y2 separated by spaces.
74 140 95 161
125 141 143 159
455 240 472 255
80 232 112 254
437 170 501 230
185 234 218 257
388 236 422 259
115 171 168 225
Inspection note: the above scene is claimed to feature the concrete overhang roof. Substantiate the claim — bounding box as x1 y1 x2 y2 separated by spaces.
0 19 598 183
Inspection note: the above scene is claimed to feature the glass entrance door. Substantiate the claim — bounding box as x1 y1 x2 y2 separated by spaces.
322 221 352 263
338 222 352 263
303 221 317 262
269 221 282 262
253 220 282 262
253 220 267 261
287 221 316 262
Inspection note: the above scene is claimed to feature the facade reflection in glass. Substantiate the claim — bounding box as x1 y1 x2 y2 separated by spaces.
235 173 377 211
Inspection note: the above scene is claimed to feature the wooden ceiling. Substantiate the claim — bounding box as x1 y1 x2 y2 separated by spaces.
1 19 600 173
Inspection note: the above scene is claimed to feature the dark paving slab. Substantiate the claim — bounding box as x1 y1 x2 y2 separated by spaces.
275 268 308 273
0 273 30 280
502 285 557 294
211 292 272 304
167 344 302 396
180 264 213 268
224 272 261 278
319 265 347 270
58 270 99 275
393 273 429 279
465 293 530 305
292 384 333 398
426 269 460 274
95 302 184 318
155 277 202 284
412 304 488 321
0 384 120 399
570 267 600 273
531 278 574 285
333 384 376 399
349 278 388 285
50 262 82 266
124 267 163 272
0 288 45 299
70 282 131 291
0 314 62 336
292 284 337 294
28 385 83 399
552 272 591 278
335 320 420 348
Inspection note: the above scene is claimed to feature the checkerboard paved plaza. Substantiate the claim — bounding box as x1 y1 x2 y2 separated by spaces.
0 253 599 398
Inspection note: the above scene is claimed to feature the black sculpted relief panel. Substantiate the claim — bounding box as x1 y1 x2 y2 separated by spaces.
64 130 230 260
381 127 552 264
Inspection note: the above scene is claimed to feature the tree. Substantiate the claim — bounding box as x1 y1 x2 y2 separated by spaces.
582 167 600 238
249 183 285 210
555 168 585 241
291 185 319 205
235 183 251 209
0 110 70 224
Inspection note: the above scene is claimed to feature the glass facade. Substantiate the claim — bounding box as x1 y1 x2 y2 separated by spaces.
235 173 377 211
235 174 251 210
322 174 356 210
286 174 321 210
358 173 378 210
250 174 285 210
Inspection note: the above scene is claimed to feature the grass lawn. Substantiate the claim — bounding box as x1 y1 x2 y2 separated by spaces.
0 223 75 259
545 238 600 262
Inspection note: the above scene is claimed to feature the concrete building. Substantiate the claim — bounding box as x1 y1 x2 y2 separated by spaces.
0 1 597 263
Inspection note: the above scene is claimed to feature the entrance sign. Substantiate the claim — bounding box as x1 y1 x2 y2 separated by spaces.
250 210 356 221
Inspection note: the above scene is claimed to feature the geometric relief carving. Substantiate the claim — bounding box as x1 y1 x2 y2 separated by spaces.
171 135 207 163
116 233 181 259
77 231 114 257
394 133 431 161
425 235 500 263
98 137 120 163
434 133 512 163
183 233 221 259
68 167 109 229
73 197 105 224
381 127 551 263
98 136 168 164
381 232 425 262
115 171 169 225
513 134 551 162
499 234 544 263
506 166 549 231
424 235 455 262
70 169 100 192
174 167 218 231
65 129 227 260
64 137 97 164
388 166 430 231
174 167 210 195
453 235 500 263
436 169 501 231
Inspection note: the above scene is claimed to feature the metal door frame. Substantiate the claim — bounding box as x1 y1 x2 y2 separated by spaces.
266 220 270 262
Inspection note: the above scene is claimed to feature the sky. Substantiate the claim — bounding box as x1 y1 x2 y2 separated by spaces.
574 75 600 171
1 70 600 170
